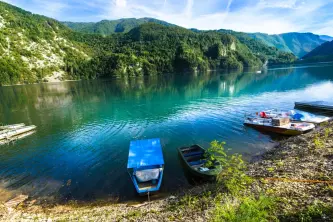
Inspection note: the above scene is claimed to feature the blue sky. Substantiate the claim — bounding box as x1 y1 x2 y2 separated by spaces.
3 0 333 35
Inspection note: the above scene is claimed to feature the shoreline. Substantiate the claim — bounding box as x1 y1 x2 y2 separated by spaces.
1 122 333 221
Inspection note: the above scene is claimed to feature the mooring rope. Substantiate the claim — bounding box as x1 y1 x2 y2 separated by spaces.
264 177 333 184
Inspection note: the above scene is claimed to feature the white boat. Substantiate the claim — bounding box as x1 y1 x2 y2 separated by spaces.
0 125 37 141
261 110 330 124
244 116 315 136
0 123 25 130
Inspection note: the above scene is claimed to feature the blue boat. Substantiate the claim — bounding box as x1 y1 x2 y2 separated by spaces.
127 138 164 195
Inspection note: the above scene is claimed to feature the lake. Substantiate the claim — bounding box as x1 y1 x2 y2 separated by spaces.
1 63 333 202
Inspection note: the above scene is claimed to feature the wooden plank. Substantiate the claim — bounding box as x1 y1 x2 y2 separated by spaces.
4 195 28 209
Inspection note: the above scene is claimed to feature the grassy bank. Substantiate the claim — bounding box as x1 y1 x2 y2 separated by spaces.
1 122 333 221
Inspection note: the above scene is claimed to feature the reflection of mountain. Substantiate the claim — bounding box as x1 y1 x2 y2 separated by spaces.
1 64 333 126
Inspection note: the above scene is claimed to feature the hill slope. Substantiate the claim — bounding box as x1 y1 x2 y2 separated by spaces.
302 40 333 62
217 30 296 65
319 35 333 42
248 32 326 58
67 23 264 79
63 18 176 35
0 1 89 85
0 1 296 85
64 18 330 59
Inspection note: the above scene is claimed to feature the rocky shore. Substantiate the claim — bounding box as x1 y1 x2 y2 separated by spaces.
1 122 333 221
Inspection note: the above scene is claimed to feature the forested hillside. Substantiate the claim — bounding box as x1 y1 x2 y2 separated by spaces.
0 1 89 85
0 1 297 85
302 40 333 62
65 18 331 59
247 32 327 58
217 30 297 64
63 18 176 35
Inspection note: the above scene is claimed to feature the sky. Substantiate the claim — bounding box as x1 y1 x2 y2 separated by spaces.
2 0 333 35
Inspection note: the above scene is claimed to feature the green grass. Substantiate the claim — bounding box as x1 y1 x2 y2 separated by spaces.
211 195 277 222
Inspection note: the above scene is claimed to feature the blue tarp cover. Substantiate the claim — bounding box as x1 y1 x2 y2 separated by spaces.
127 138 164 169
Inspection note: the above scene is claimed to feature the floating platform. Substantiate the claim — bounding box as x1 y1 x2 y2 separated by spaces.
0 123 25 130
295 101 333 114
0 125 37 141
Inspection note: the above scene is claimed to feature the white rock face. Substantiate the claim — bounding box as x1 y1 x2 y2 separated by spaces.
230 41 236 51
0 13 89 83
0 15 6 29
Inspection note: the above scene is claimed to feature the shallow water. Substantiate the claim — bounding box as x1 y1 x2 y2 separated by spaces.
1 63 333 202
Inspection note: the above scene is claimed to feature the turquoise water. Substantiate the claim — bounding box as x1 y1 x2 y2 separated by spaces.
1 63 333 201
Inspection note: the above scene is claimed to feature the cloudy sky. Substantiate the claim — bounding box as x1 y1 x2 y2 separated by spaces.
3 0 333 35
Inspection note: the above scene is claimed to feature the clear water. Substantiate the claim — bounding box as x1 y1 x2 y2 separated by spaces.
1 63 333 202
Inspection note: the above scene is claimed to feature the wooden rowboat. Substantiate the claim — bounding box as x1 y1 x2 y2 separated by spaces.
178 145 222 181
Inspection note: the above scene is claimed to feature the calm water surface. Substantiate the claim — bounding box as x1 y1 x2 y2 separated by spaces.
1 63 333 202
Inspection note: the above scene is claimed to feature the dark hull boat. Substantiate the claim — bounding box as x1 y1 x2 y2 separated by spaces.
178 145 222 181
295 101 333 114
127 138 164 195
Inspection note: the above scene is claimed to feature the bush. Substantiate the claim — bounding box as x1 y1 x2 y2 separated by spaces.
212 195 277 222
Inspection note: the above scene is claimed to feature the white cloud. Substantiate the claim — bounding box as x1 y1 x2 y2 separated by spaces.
2 0 333 36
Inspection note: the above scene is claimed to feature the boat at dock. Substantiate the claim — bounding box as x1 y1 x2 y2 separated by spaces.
0 125 37 141
178 145 222 181
127 138 164 195
244 116 315 136
295 101 333 114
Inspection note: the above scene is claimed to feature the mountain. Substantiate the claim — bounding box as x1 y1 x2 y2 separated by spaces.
65 18 329 59
302 40 333 62
217 30 297 65
247 32 326 58
63 18 176 35
0 1 89 85
0 1 297 85
319 35 333 42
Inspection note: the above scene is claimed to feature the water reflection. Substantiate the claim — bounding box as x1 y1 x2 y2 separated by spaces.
0 63 333 202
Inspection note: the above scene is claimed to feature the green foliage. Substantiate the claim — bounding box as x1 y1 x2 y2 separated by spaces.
211 195 277 222
313 134 324 149
63 18 176 35
280 202 333 222
217 153 253 195
204 141 228 168
204 141 253 195
325 128 332 139
218 29 297 64
0 1 299 85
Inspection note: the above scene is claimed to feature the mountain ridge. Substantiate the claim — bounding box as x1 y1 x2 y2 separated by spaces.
302 40 333 62
64 18 332 58
2 1 294 85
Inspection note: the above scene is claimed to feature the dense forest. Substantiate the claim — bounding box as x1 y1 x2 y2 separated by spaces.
0 1 297 85
63 18 331 59
301 40 333 62
63 18 176 35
